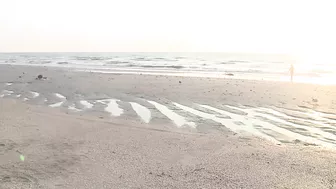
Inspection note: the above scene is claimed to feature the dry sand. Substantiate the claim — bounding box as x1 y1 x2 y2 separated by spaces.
1 65 336 188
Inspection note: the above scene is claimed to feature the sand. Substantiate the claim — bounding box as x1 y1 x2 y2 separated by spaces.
1 65 336 188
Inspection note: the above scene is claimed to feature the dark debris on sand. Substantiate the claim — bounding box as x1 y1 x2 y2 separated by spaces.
36 74 47 80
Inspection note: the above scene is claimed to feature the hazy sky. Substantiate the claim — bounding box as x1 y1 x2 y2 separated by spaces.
0 0 335 55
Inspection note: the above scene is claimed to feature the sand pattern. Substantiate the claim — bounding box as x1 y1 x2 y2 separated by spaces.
2 83 336 148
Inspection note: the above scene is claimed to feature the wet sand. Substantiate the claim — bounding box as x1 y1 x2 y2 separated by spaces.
1 65 336 188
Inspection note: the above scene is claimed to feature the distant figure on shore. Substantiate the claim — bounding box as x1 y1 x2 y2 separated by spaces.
289 64 294 82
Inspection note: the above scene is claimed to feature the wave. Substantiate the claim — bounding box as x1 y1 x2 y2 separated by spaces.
126 64 184 69
153 57 167 60
219 62 236 65
189 66 199 69
296 73 322 77
57 62 69 65
105 61 130 64
153 57 178 62
133 57 177 62
3 53 336 85
28 60 52 64
133 57 153 61
74 56 107 61
4 60 16 63
227 60 249 63
311 69 334 74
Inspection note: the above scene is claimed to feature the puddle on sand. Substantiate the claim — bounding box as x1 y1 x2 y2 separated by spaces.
148 100 196 128
0 90 14 98
173 102 278 143
254 107 336 138
30 91 40 98
49 102 64 108
248 107 336 147
54 93 66 100
206 105 336 147
97 99 123 116
130 102 151 123
2 88 336 148
195 104 336 148
80 100 93 109
286 106 336 124
68 104 82 112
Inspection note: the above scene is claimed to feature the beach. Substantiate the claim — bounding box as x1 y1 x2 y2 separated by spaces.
1 64 336 188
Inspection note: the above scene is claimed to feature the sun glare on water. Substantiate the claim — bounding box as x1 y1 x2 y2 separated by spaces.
293 51 336 85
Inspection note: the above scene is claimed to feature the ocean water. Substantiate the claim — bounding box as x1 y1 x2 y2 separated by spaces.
0 52 335 85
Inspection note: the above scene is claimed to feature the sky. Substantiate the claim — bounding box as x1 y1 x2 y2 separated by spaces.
0 0 335 56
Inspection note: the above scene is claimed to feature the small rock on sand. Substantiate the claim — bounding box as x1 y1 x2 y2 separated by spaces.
37 75 43 79
36 75 47 80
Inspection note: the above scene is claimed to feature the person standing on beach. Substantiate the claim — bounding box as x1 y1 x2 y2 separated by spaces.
289 64 294 82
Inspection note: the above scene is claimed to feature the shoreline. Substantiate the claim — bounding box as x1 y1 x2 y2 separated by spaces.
2 62 336 86
2 64 336 108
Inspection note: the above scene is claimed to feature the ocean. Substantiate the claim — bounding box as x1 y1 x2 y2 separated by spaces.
0 52 335 85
